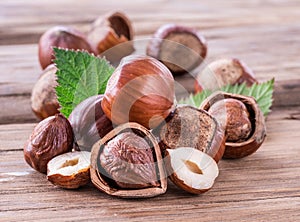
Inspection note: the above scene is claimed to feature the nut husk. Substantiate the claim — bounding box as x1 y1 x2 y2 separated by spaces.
200 92 266 158
155 105 225 163
147 24 207 74
69 95 113 151
90 122 167 198
31 64 60 120
24 114 74 173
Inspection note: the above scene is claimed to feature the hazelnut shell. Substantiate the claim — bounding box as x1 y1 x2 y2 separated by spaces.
90 122 167 198
200 92 266 158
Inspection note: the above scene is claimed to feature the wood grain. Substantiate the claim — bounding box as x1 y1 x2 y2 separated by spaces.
1 0 300 221
1 107 300 221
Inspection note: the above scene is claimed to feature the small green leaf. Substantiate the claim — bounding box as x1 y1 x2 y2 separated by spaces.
179 79 275 116
54 48 115 117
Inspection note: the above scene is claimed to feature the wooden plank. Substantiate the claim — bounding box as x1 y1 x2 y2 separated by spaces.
0 107 299 221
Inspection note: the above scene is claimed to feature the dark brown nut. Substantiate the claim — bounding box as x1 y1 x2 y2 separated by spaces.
68 95 113 151
101 55 176 129
38 26 94 69
165 147 219 194
88 11 134 64
90 122 167 198
155 105 225 163
24 114 74 173
47 151 91 189
200 92 266 159
146 24 207 75
194 58 258 93
31 64 60 120
209 98 252 142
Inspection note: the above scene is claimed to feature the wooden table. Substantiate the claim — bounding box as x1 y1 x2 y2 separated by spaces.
1 0 299 221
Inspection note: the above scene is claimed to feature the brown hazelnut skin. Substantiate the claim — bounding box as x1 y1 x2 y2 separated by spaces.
200 92 266 159
38 26 94 69
31 64 59 120
90 122 167 198
101 55 176 129
194 58 258 93
24 113 74 173
68 95 113 151
147 24 207 75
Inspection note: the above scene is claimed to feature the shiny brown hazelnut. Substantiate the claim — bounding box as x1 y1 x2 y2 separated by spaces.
68 95 113 151
155 105 225 163
90 122 167 198
101 55 176 129
24 114 74 173
88 11 134 64
165 147 219 194
146 24 207 74
47 151 91 189
31 64 60 120
200 92 266 158
38 26 94 69
194 58 258 93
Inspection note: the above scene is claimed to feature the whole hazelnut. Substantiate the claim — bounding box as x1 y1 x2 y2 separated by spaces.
101 55 176 129
31 64 59 120
38 26 94 69
24 114 74 173
194 58 258 93
147 24 207 74
68 95 113 151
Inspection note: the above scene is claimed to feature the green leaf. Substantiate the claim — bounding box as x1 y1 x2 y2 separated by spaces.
54 48 115 117
179 79 275 116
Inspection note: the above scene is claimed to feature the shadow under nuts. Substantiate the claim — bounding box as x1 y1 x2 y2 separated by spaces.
24 114 74 173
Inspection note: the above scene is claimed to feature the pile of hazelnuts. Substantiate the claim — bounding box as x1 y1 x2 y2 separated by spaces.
25 11 266 198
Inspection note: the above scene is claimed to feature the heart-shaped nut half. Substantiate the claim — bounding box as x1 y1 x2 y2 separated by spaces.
47 151 91 189
165 147 219 194
90 122 167 198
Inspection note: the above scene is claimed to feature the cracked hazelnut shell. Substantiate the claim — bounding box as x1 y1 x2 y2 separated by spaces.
69 95 113 151
194 58 258 93
155 105 225 163
147 24 207 74
90 122 167 198
200 92 266 158
31 64 59 120
101 55 176 129
24 114 74 173
38 26 94 69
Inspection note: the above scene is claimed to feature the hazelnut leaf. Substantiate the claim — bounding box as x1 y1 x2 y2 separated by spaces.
179 78 274 116
54 48 115 117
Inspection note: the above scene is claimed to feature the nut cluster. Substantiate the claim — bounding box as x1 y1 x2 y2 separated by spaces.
25 11 268 198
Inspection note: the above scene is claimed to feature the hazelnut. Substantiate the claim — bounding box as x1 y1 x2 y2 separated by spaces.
200 92 266 158
209 98 252 142
31 64 59 120
147 24 207 74
68 95 113 151
24 114 74 173
38 26 94 69
88 11 134 64
155 105 225 163
90 122 167 198
47 151 91 189
194 58 258 93
101 55 176 129
165 147 219 194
